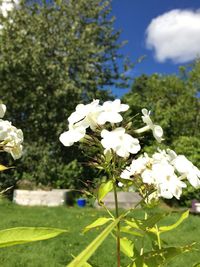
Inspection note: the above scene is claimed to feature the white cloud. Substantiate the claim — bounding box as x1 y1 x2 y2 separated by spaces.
146 9 200 63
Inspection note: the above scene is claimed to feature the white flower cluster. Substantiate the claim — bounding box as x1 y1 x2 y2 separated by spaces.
121 149 200 199
0 0 19 18
0 102 23 159
60 99 200 200
59 99 162 158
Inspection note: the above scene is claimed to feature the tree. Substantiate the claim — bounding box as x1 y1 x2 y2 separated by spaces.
0 0 130 189
123 68 200 146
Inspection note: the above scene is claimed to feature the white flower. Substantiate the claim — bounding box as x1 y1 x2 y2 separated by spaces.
0 103 6 118
157 174 186 199
152 149 170 163
143 161 186 199
172 155 200 188
6 143 23 160
101 127 140 158
120 167 132 180
60 100 101 147
152 148 177 164
68 99 102 131
166 148 177 161
118 182 124 187
0 0 19 17
59 125 86 147
134 154 151 173
141 109 163 143
60 99 130 148
147 151 188 199
141 169 155 184
97 99 129 125
120 155 149 180
0 119 23 159
120 149 188 199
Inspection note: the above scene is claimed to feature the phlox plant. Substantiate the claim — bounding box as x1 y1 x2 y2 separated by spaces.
0 102 66 249
60 99 200 267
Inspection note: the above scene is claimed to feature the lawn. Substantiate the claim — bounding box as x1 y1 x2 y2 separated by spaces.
0 200 199 267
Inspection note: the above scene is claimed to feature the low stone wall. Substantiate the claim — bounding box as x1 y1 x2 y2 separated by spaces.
94 192 142 209
191 200 200 214
13 189 72 207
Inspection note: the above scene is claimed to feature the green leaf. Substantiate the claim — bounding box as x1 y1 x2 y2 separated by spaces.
120 237 134 258
83 217 113 233
81 262 93 267
97 180 113 203
120 226 144 237
0 227 67 248
126 264 136 267
0 165 11 172
70 255 92 267
131 259 148 267
133 243 196 267
126 213 166 234
67 217 121 267
125 219 141 230
141 213 167 230
193 263 200 267
159 210 189 233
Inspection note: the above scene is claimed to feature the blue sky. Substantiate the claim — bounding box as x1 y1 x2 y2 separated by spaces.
111 0 200 96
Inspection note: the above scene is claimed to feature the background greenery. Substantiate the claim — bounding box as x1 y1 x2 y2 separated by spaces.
0 0 131 191
0 200 199 267
0 0 199 206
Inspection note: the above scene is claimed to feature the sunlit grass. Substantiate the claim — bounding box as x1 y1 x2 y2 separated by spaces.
0 200 199 267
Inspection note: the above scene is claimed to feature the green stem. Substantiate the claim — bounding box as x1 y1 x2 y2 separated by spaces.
140 212 147 256
113 182 120 267
100 202 115 219
155 224 161 249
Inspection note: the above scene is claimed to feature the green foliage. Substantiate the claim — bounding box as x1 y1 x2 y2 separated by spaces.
123 70 200 144
68 206 196 266
132 243 196 267
0 227 66 248
179 182 200 207
0 142 84 191
157 210 189 233
119 237 134 258
0 204 199 266
172 136 200 168
67 216 121 267
83 217 113 233
120 210 193 266
124 210 189 236
0 0 130 189
81 262 93 267
97 180 113 203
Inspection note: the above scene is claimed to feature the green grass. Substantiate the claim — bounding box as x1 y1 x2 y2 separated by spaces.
0 200 199 267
